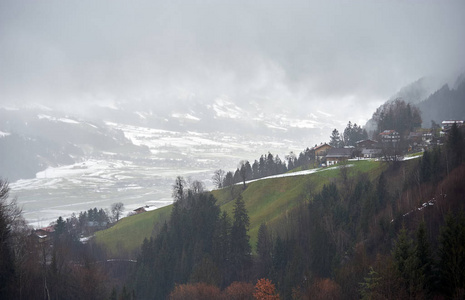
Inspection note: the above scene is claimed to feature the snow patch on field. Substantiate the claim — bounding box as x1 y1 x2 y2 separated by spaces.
212 98 244 119
171 113 200 121
38 114 80 124
0 130 10 137
244 164 354 185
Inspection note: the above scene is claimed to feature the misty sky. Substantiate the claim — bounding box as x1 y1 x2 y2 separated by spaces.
1 0 464 125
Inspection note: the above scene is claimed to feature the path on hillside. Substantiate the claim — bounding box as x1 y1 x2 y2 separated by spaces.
242 163 352 185
242 154 422 185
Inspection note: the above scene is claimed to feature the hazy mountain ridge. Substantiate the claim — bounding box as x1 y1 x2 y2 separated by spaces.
388 76 443 104
1 101 339 226
417 79 465 126
365 73 465 133
2 72 463 183
0 107 150 181
0 99 336 182
88 97 336 139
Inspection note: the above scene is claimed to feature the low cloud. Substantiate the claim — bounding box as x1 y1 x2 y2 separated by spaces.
1 0 464 123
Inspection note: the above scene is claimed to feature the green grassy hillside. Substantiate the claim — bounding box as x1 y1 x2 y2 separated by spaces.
94 204 172 257
95 160 385 257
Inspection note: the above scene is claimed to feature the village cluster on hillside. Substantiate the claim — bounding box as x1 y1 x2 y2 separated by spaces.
319 119 464 165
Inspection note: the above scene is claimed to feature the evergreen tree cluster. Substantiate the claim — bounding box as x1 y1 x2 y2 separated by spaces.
343 121 368 147
221 148 319 188
330 121 368 148
78 207 110 235
362 214 465 299
419 123 465 183
371 98 422 136
132 181 252 299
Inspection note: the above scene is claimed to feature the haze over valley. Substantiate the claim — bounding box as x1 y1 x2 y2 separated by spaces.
2 100 338 226
2 2 464 224
2 72 464 227
2 1 465 299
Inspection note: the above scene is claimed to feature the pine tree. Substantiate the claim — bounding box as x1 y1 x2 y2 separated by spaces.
256 223 272 278
343 121 353 146
446 122 464 169
413 221 434 297
271 235 287 287
392 226 416 295
252 160 260 179
172 176 186 203
376 172 388 210
420 150 432 183
439 213 465 298
330 129 342 148
359 267 381 300
213 211 231 286
230 195 251 281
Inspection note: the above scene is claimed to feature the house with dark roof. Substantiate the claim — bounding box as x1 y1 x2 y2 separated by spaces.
326 148 354 165
356 139 378 149
133 207 147 214
312 143 333 160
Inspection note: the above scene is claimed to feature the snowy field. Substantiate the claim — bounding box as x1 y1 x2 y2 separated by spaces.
10 123 308 228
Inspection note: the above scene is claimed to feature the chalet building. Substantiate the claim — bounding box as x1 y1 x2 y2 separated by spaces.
441 120 464 132
35 226 55 236
133 207 147 214
33 226 55 243
379 130 400 145
422 132 433 144
355 139 378 149
361 148 382 158
356 139 378 149
312 143 332 160
440 120 465 139
326 148 354 165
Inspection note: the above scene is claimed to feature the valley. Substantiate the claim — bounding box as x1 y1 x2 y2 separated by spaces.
8 120 312 227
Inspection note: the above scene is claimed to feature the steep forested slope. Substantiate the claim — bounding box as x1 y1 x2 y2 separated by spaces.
418 81 465 126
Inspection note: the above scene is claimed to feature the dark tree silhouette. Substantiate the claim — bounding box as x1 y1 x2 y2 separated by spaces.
230 195 251 281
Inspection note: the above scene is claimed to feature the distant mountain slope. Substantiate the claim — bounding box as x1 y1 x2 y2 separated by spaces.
417 80 465 126
365 73 465 133
0 108 150 181
388 76 443 104
0 97 342 182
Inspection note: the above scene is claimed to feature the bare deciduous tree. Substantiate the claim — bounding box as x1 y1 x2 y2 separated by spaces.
212 169 225 189
190 180 205 194
110 202 124 222
172 176 186 202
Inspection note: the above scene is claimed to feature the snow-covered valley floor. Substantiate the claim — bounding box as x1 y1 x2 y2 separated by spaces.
11 123 309 228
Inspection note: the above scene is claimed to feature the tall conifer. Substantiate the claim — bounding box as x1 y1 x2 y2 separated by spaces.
230 195 251 281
